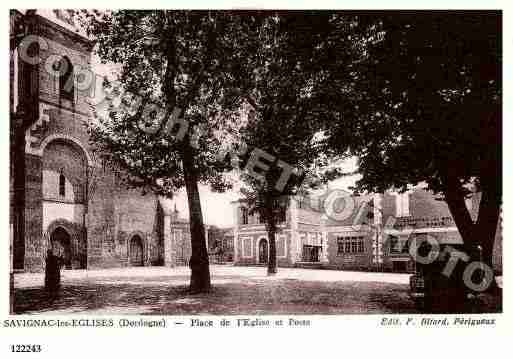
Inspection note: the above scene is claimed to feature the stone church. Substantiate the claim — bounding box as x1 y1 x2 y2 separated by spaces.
9 10 197 272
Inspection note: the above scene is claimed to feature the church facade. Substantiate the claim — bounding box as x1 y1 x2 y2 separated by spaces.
9 10 195 272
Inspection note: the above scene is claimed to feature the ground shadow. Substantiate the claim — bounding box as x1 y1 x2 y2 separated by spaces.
14 277 501 315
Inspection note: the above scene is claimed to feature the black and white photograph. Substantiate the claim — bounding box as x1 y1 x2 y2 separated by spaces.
2 2 508 357
8 7 503 314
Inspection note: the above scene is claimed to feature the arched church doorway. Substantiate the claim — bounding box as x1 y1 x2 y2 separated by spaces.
50 227 72 269
258 238 268 264
129 235 144 266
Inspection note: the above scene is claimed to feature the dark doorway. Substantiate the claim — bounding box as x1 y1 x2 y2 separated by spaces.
50 227 72 269
129 235 144 266
259 238 268 264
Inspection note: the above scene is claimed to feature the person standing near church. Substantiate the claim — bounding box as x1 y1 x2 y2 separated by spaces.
44 249 62 299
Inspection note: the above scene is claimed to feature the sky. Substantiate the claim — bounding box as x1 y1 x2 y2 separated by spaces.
167 158 361 228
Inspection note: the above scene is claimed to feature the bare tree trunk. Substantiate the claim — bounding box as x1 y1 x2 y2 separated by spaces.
181 144 211 293
264 193 277 275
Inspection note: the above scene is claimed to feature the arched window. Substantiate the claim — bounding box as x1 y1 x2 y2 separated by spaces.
59 172 66 197
58 56 74 102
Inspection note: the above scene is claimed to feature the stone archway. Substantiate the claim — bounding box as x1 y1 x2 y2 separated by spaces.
50 226 72 269
129 235 144 267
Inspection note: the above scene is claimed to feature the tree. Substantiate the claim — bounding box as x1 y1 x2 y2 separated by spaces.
234 12 356 274
82 10 248 292
324 12 501 281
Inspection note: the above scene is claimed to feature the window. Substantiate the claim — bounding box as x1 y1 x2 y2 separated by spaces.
302 245 321 262
356 237 364 253
389 236 399 253
337 236 365 254
241 207 248 225
59 172 65 197
401 241 409 254
58 56 74 102
344 240 351 253
389 235 409 254
337 237 345 254
351 238 358 253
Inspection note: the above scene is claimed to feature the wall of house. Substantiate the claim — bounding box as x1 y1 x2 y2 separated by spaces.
297 207 321 226
408 190 452 218
322 193 374 227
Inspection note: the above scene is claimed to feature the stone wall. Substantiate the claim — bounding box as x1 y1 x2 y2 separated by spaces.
24 154 44 271
325 230 374 271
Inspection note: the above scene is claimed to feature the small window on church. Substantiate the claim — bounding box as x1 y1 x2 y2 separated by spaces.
59 56 74 102
59 173 66 197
